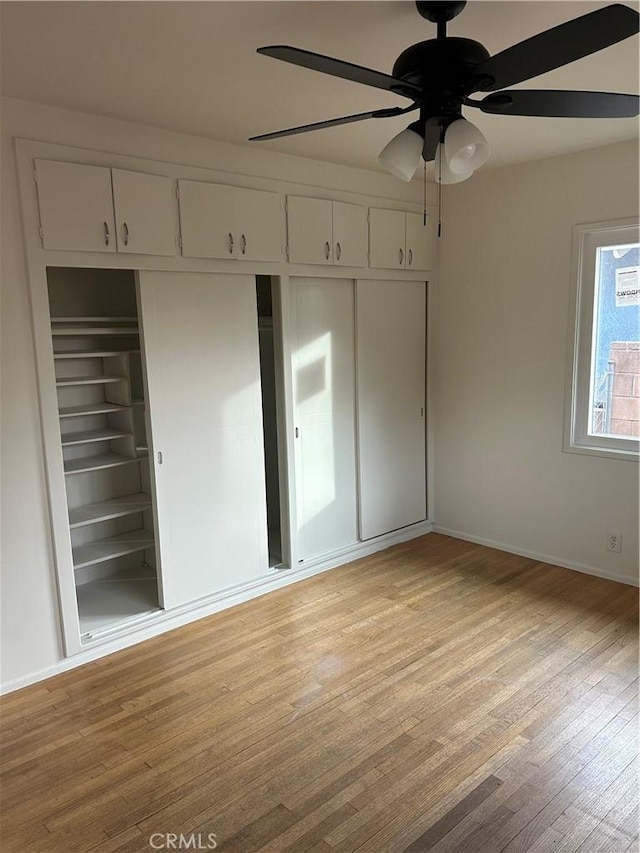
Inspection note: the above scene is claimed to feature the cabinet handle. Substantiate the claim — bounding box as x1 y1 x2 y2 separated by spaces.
399 248 404 266
103 222 110 246
157 451 163 465
295 427 299 438
241 234 247 255
324 241 331 261
123 221 129 247
336 242 342 261
408 248 413 266
228 233 234 254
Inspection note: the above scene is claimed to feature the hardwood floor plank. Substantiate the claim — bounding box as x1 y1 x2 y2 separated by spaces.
402 775 503 851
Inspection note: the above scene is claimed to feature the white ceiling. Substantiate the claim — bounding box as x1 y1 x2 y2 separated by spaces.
1 1 638 177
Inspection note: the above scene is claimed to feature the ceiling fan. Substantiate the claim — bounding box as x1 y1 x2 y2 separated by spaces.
250 1 640 183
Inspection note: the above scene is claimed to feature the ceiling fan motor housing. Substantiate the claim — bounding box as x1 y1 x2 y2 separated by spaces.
393 38 492 119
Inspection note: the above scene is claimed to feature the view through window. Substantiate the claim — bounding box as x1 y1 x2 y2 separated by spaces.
590 242 640 439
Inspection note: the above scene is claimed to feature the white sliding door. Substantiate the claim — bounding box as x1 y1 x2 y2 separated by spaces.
292 278 358 561
138 271 268 608
356 280 426 540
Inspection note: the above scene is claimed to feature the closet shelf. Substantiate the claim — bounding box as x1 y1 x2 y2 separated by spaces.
69 493 152 528
56 374 126 386
52 327 139 337
54 349 139 360
61 428 132 447
59 402 129 418
72 529 155 569
77 573 159 636
64 453 139 475
51 317 138 323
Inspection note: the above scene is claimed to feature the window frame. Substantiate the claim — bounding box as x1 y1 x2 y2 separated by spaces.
565 218 639 461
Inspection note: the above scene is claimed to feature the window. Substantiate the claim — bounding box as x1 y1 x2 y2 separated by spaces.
566 219 639 460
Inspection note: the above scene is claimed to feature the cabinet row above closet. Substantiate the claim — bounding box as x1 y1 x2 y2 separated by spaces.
33 159 434 271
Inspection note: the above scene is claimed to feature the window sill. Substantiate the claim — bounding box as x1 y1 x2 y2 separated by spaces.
563 440 639 462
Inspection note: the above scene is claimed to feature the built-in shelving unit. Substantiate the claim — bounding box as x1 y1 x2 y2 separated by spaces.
48 270 160 637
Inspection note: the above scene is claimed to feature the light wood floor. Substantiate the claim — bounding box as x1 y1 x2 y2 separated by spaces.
1 534 638 853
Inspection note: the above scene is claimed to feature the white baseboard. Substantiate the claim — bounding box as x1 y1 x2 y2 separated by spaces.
433 525 639 588
1 520 433 694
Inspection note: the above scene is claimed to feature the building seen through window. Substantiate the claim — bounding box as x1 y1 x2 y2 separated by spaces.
590 243 639 438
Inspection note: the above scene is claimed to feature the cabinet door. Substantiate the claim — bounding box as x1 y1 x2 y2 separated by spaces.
112 169 176 256
292 277 358 560
287 196 333 265
138 271 269 608
234 186 283 262
368 208 406 269
178 180 238 259
34 159 116 253
332 201 367 267
356 280 426 540
405 212 433 271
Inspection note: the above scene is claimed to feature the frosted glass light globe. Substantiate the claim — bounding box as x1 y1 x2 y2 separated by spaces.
378 127 423 182
444 119 490 175
434 144 473 184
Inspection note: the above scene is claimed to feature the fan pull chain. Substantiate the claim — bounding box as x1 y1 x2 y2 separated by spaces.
423 156 427 226
437 147 443 238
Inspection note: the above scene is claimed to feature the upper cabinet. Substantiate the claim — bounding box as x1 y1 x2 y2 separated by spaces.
369 208 433 271
34 160 177 256
111 169 177 256
31 155 431 273
178 180 283 262
286 196 368 267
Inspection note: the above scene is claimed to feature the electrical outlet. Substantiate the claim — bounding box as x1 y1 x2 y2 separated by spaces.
607 530 622 553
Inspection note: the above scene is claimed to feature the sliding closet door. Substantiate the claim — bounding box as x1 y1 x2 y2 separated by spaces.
292 278 358 561
138 271 268 608
357 280 426 540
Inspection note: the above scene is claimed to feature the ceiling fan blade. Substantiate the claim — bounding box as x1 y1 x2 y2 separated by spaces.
423 122 441 162
257 45 421 99
249 107 411 142
472 90 640 118
474 4 640 92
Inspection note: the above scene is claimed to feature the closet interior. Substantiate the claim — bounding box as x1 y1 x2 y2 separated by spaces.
47 267 161 639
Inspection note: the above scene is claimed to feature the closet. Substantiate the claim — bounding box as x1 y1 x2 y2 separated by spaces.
47 268 161 639
291 277 427 553
46 265 278 639
138 270 271 608
356 279 427 539
291 277 358 561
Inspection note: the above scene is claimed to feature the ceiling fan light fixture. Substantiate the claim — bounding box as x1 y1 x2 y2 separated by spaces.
434 143 474 184
377 125 423 181
444 118 490 174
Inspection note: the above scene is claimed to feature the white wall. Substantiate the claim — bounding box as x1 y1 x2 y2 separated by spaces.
434 140 639 584
0 97 425 686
